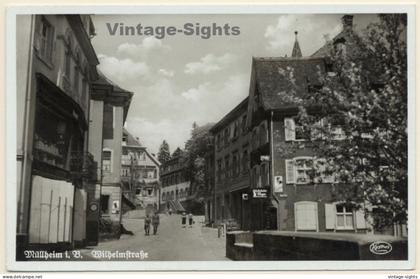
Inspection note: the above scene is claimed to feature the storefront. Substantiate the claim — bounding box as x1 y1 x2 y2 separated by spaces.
27 74 90 250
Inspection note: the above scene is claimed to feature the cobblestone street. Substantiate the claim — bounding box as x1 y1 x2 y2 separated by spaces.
79 213 228 261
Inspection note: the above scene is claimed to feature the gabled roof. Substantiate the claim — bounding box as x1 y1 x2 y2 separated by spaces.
91 70 133 122
210 97 248 133
123 128 142 146
252 57 327 110
122 128 161 166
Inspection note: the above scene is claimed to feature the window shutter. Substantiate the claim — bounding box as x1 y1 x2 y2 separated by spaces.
355 207 367 229
325 203 335 230
285 159 295 184
284 118 295 141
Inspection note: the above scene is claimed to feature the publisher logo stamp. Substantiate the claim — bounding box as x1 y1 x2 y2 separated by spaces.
370 241 393 255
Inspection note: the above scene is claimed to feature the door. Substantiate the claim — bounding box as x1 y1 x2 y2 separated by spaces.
294 201 318 231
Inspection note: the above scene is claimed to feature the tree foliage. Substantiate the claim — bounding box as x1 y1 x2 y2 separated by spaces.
294 14 407 229
182 122 214 201
157 140 171 164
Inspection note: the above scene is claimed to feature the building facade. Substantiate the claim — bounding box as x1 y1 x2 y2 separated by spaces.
121 128 161 214
241 15 387 233
160 155 190 213
90 72 133 233
16 15 99 256
210 98 251 230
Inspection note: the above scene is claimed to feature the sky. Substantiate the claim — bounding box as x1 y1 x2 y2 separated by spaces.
91 14 377 154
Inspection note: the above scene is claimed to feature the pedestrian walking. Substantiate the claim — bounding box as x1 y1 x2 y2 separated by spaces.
188 212 194 228
144 214 151 236
152 212 160 235
181 212 187 228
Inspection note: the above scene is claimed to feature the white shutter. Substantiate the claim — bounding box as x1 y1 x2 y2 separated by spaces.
355 207 367 229
284 118 295 141
325 203 336 230
285 159 295 184
295 202 318 231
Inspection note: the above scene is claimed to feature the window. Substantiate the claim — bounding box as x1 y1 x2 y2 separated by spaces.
64 35 72 78
224 128 230 146
252 127 259 150
122 136 127 146
336 203 354 229
261 162 270 186
295 119 311 141
259 121 269 145
241 115 247 134
295 158 313 184
233 120 239 139
102 150 112 173
251 165 261 188
100 194 110 214
242 149 249 174
232 151 239 177
216 134 221 150
162 192 166 201
147 189 153 196
103 105 114 140
37 16 54 63
217 159 222 182
224 155 230 178
331 126 346 140
138 151 146 161
73 51 80 94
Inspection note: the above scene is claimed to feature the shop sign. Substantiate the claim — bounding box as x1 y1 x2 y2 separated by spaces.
252 188 269 198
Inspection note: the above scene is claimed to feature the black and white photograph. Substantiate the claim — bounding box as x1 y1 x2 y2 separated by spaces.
6 5 415 271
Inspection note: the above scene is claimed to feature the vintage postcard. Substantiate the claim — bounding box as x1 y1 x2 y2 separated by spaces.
5 4 415 271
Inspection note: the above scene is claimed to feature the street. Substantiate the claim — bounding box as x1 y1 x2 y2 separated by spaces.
80 213 229 261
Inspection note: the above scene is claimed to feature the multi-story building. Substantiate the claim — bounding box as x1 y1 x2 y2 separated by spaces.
16 15 99 256
210 98 251 230
244 15 375 233
203 146 215 225
90 72 133 236
160 154 190 213
121 128 161 213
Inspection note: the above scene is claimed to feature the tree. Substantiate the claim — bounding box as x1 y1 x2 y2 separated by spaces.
182 123 214 201
157 140 171 164
294 14 407 229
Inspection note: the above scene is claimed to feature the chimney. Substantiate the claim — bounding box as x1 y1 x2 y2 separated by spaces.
341 15 353 31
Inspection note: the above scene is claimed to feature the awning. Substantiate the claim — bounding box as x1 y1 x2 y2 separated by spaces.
122 193 136 210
